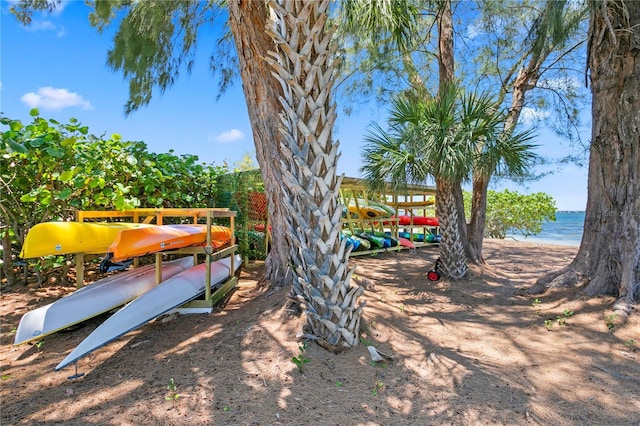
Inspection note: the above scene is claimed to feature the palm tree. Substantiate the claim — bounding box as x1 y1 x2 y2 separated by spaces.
339 0 588 265
261 0 363 350
13 0 362 350
361 84 537 279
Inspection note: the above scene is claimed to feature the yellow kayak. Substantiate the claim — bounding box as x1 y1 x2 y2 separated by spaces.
20 222 155 258
345 199 395 218
395 197 436 208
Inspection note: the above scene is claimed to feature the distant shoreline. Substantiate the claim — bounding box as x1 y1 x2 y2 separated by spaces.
508 211 584 247
501 236 581 247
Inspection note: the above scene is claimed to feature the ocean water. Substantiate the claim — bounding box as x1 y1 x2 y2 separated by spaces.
506 211 585 247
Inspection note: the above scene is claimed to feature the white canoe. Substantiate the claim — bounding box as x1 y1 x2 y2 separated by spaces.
14 257 194 345
55 254 242 371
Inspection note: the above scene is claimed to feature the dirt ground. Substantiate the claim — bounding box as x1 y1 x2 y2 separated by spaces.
1 239 639 426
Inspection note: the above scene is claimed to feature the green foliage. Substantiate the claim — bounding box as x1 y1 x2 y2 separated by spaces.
291 342 310 373
335 0 589 147
216 170 267 260
371 380 384 396
555 309 574 326
88 1 227 114
165 378 180 407
233 153 258 172
360 84 537 192
543 308 574 330
531 298 542 315
464 189 556 239
33 339 45 351
1 110 228 274
605 315 616 331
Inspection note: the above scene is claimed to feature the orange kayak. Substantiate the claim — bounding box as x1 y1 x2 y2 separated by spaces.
107 224 233 263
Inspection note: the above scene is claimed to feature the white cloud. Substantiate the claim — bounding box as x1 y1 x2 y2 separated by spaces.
540 76 582 92
51 0 68 15
22 20 66 37
20 87 93 111
520 107 550 125
24 20 56 31
210 129 244 143
466 22 482 39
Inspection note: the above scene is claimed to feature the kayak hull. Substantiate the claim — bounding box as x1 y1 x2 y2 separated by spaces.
108 224 232 262
396 215 439 227
14 257 193 345
55 254 242 371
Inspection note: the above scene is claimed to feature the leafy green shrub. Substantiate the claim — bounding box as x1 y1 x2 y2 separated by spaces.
464 189 556 238
1 110 228 281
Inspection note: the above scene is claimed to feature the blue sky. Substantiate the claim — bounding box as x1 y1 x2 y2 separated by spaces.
1 1 589 211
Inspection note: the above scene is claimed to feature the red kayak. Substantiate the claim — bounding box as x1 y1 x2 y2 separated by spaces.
385 216 439 227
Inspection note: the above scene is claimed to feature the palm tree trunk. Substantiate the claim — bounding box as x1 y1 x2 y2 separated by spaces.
264 0 363 350
436 178 468 279
436 0 467 276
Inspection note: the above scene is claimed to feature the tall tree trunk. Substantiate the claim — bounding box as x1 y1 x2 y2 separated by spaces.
436 0 467 277
530 0 640 313
227 0 294 287
436 178 468 279
265 0 363 350
466 173 490 263
467 51 542 264
437 0 454 89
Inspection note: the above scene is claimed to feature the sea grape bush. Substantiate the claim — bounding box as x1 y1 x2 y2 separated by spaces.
464 189 556 239
0 110 228 280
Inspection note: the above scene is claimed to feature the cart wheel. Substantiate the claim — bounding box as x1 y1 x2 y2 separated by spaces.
427 270 440 282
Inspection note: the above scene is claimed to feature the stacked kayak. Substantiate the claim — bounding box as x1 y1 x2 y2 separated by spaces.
106 224 233 262
341 230 400 252
17 219 241 372
344 199 395 219
20 221 233 263
396 215 439 227
20 222 155 258
398 231 441 243
14 256 194 345
55 254 242 371
383 215 439 227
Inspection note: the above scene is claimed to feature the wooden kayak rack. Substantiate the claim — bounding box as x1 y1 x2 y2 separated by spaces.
74 208 238 311
339 178 439 255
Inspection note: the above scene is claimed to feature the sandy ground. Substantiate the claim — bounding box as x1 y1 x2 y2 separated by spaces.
1 239 639 425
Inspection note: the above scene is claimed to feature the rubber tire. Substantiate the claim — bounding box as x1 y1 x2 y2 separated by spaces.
427 270 440 282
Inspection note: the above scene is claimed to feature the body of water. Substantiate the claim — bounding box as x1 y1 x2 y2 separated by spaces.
506 211 585 247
